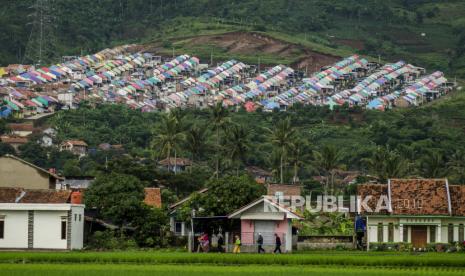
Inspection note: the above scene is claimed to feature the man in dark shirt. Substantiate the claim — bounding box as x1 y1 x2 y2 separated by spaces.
257 233 265 253
273 233 282 253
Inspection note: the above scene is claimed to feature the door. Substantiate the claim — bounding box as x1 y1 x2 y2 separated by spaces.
411 226 427 249
254 221 276 245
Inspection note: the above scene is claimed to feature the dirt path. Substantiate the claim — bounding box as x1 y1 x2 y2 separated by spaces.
144 31 340 69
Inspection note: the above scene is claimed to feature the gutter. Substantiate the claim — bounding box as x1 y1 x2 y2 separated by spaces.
387 179 392 213
445 178 452 215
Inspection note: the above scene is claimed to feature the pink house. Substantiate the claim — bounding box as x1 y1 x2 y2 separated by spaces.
228 196 302 252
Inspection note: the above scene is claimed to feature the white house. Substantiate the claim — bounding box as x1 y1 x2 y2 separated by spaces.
0 188 84 250
358 179 465 250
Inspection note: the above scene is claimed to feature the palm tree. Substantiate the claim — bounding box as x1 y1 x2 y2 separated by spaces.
313 145 343 195
364 147 388 181
151 114 184 173
266 117 296 184
365 147 408 183
384 151 408 180
448 150 465 183
210 102 230 178
420 151 447 178
225 124 249 175
185 124 208 164
288 138 307 184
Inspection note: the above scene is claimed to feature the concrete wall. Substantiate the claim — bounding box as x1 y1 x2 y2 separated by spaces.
33 210 68 249
70 206 84 249
0 157 51 189
0 210 28 248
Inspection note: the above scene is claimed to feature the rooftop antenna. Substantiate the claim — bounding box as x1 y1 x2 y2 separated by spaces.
24 0 58 66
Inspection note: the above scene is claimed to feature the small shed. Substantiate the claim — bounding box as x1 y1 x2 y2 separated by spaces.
228 196 302 252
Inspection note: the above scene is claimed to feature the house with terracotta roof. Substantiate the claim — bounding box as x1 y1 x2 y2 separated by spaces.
0 188 84 250
7 123 35 137
158 157 192 173
60 140 88 157
358 179 465 250
0 154 63 189
246 166 273 184
0 135 29 151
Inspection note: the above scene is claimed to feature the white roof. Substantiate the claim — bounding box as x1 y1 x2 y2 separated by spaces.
0 203 84 211
228 196 302 220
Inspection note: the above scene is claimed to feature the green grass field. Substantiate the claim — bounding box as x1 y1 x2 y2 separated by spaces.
2 263 465 276
1 251 465 276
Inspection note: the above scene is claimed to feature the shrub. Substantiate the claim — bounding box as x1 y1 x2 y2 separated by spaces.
87 230 138 250
369 242 412 251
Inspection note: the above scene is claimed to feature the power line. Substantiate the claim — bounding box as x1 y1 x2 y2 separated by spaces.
24 0 58 66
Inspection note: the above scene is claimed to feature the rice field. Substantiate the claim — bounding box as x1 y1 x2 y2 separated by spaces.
1 251 465 276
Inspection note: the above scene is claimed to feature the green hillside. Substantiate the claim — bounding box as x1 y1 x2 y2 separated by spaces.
1 0 465 77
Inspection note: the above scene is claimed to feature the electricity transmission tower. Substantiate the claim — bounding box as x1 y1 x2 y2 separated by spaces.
24 0 58 66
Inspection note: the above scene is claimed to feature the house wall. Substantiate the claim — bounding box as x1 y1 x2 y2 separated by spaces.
441 218 465 243
367 216 465 248
0 157 52 189
366 217 401 243
33 210 68 249
241 219 254 245
0 210 28 248
70 206 84 249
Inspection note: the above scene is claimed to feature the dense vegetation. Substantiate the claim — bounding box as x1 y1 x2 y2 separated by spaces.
1 92 465 204
1 0 465 77
4 91 464 189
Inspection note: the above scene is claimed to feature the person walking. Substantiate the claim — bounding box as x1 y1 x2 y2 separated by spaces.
217 232 224 253
273 233 282 254
233 235 241 253
257 233 265 253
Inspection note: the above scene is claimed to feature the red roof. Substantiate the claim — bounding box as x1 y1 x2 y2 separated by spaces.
144 188 162 208
0 188 71 204
159 157 192 166
358 179 465 216
0 135 29 144
62 140 88 147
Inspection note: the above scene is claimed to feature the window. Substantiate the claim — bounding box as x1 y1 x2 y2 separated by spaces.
0 219 4 239
448 224 454 243
430 226 436 243
74 214 77 221
388 223 394 242
377 223 383 242
61 218 67 240
79 214 82 222
175 222 182 234
459 224 464 243
403 226 408 243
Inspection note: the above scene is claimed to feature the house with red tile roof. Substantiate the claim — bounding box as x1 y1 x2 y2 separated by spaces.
159 157 192 173
60 140 88 157
358 179 465 250
0 188 84 250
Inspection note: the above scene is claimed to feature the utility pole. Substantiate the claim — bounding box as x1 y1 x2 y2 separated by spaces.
24 0 58 65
